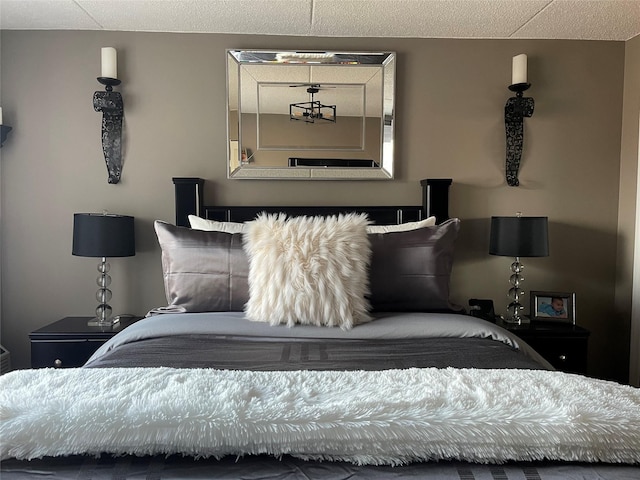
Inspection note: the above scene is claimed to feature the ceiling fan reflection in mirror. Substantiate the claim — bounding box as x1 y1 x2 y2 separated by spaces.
289 84 336 123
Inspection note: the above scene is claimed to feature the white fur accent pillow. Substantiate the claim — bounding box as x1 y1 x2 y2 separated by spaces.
243 213 372 329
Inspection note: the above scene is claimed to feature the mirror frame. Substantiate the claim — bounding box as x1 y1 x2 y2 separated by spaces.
226 50 396 180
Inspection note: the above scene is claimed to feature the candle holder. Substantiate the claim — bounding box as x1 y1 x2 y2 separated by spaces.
508 82 531 94
504 82 534 187
0 125 12 147
97 77 122 91
93 76 124 184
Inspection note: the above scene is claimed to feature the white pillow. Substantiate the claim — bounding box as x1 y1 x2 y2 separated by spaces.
188 215 245 234
243 213 371 329
189 214 436 235
366 216 436 234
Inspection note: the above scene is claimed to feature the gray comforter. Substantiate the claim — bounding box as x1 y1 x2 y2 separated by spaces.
84 311 553 370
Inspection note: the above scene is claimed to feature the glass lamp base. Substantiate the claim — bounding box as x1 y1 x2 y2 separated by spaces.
88 316 120 327
89 258 118 326
503 256 529 326
503 314 530 326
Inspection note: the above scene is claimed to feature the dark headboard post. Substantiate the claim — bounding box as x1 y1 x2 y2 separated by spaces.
173 177 204 227
420 179 452 223
172 178 452 226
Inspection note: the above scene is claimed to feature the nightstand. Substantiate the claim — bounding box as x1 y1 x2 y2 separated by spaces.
501 321 590 374
30 316 141 368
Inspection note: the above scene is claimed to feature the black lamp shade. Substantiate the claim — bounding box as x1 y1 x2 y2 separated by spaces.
489 216 549 257
72 213 135 258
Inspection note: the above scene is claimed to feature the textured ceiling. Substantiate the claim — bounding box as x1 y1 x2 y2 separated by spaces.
1 0 639 41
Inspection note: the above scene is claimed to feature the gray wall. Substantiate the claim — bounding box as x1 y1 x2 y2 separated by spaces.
0 31 632 381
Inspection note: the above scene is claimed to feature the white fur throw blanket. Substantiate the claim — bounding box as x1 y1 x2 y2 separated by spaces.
1 367 639 464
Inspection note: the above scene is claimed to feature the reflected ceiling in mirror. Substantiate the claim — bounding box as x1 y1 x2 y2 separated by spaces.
227 50 396 180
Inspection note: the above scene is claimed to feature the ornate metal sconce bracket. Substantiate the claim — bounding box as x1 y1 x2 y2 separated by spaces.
0 125 12 148
504 83 534 187
93 78 123 184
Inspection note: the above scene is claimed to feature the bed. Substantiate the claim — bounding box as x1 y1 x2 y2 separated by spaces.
2 178 639 479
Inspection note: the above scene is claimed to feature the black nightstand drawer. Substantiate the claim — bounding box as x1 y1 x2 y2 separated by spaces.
522 336 587 373
30 316 141 368
31 339 107 368
504 322 590 375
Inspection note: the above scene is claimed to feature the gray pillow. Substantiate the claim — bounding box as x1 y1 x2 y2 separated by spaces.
154 221 249 312
153 218 460 315
368 218 460 312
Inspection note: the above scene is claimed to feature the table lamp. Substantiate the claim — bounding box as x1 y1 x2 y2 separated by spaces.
72 213 135 326
489 214 548 324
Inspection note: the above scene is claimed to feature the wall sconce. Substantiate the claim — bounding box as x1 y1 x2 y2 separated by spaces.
505 54 534 187
93 47 124 184
0 107 12 147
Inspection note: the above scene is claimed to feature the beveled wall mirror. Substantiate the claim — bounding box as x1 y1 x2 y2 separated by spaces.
227 50 396 180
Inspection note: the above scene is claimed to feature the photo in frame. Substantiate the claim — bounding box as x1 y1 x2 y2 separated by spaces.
530 291 576 324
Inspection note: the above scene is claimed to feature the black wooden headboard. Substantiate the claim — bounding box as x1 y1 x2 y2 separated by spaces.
172 178 452 227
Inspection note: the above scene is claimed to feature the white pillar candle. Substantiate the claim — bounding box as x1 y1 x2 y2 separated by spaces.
101 47 118 79
512 54 528 85
0 107 3 125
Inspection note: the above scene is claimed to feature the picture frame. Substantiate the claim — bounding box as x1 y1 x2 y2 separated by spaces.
530 291 576 324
